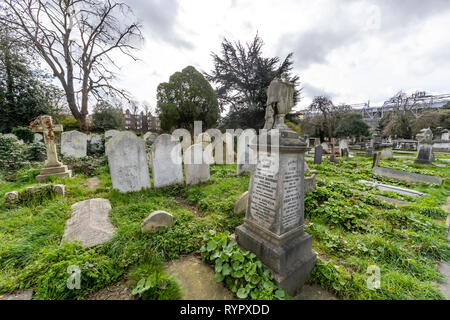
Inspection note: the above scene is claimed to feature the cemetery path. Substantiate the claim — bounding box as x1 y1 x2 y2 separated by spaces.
175 196 204 217
86 276 133 300
165 254 235 300
438 196 450 300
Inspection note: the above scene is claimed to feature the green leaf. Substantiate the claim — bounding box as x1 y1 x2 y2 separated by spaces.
275 290 286 300
207 240 217 252
237 287 249 299
214 272 225 282
222 263 232 276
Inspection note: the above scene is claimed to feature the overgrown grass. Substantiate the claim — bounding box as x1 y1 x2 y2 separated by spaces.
0 151 448 300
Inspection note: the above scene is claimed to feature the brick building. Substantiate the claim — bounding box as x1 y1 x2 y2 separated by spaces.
123 109 161 133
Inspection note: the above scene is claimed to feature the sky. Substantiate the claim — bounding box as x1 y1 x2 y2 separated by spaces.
112 0 450 113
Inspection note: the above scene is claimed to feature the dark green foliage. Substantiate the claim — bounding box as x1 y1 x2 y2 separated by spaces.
157 66 220 132
63 156 107 177
334 113 371 138
201 230 289 300
205 34 300 129
0 136 29 180
91 102 125 132
59 116 80 132
28 142 46 161
12 126 34 143
0 28 61 133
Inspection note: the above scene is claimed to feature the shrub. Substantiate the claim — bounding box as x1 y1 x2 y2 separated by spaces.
0 136 30 180
63 155 107 177
201 230 289 300
12 126 35 143
28 142 46 161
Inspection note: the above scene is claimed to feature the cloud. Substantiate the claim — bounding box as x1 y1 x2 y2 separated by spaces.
129 0 194 49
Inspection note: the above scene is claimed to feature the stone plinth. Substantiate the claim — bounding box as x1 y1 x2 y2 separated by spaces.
236 130 316 296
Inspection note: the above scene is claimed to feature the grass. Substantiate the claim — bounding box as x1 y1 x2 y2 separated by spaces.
0 150 449 300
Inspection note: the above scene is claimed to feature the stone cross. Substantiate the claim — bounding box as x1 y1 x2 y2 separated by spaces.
30 115 63 168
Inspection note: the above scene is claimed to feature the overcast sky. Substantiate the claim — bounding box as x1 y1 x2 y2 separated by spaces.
115 0 450 113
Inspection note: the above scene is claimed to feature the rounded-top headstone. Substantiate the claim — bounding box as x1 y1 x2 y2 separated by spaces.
141 210 174 233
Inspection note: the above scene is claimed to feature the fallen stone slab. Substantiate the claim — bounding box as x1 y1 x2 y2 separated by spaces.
358 180 426 197
165 255 235 300
62 198 116 248
141 211 173 233
0 289 33 300
373 166 443 185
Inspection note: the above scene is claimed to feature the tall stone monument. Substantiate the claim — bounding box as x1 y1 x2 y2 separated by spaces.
236 76 316 296
30 115 72 182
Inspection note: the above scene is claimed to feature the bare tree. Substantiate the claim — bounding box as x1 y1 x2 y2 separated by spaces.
1 0 143 132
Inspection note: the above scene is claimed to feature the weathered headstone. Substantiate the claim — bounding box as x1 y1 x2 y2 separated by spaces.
172 129 192 155
365 146 374 158
143 132 158 145
34 133 43 143
373 166 443 184
320 142 329 153
237 129 257 174
152 134 184 188
184 144 210 185
222 132 235 164
358 180 426 197
314 145 323 164
88 134 103 153
141 211 173 233
5 191 19 203
106 131 151 193
380 149 393 159
234 191 249 214
30 115 72 182
372 152 381 168
61 130 87 158
62 198 115 248
236 76 315 296
105 130 120 141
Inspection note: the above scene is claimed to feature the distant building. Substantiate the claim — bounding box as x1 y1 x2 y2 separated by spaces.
123 109 161 133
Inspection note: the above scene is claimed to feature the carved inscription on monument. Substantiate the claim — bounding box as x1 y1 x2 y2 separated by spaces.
249 152 279 229
281 157 301 230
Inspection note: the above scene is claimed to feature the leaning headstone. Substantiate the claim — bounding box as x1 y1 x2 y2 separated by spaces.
61 198 115 248
106 131 151 193
61 130 87 158
234 191 249 214
30 115 72 182
184 144 210 185
415 129 434 165
152 134 184 188
236 77 315 295
237 129 257 174
314 145 323 164
141 210 173 233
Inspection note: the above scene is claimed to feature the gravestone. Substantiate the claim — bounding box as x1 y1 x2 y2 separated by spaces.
88 134 103 153
143 132 158 145
34 133 43 143
236 76 316 296
61 130 87 158
106 131 151 193
372 152 381 168
152 134 184 188
314 145 323 164
184 144 210 185
365 146 374 158
61 198 115 248
320 142 329 153
222 132 235 164
380 149 393 159
373 166 443 184
30 115 72 182
5 191 19 203
358 180 426 197
105 130 120 141
141 211 173 233
415 128 434 165
237 129 257 174
196 132 214 164
172 128 192 155
339 139 349 157
234 191 249 214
